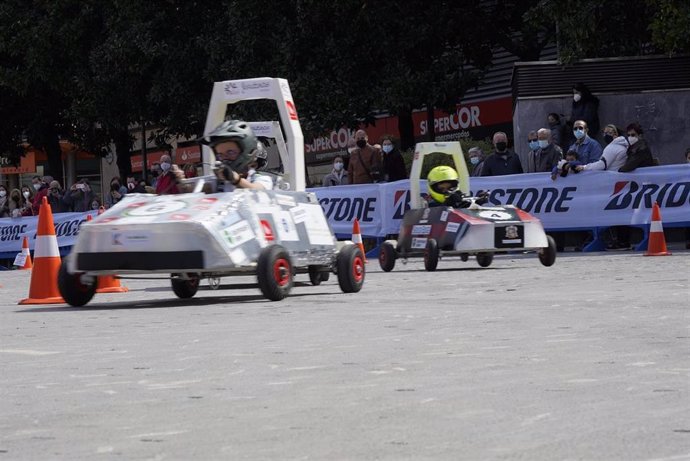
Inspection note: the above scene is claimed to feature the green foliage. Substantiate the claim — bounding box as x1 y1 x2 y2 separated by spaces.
649 0 690 56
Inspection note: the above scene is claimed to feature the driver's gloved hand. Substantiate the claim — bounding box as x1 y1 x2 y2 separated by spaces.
475 190 490 205
220 164 235 182
446 190 471 208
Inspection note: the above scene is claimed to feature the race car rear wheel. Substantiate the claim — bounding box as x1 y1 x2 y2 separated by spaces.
171 273 200 299
308 265 329 286
424 238 439 272
337 244 365 293
58 259 96 307
257 245 293 301
378 242 397 272
476 252 494 268
538 235 557 267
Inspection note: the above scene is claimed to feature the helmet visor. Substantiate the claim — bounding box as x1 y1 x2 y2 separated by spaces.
431 179 458 195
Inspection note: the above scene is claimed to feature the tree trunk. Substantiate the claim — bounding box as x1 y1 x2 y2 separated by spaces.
426 104 435 142
44 134 64 183
397 107 415 151
114 128 132 180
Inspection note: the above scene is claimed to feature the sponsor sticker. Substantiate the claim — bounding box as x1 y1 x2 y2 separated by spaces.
446 222 460 233
126 200 187 216
290 206 307 224
411 224 431 235
441 210 449 222
275 211 299 241
111 230 152 249
411 237 427 249
222 221 255 248
275 194 297 208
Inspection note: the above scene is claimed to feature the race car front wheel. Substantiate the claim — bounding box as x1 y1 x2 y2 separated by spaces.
337 244 365 293
378 242 397 272
171 273 200 299
476 252 494 268
424 238 439 272
58 259 96 307
257 245 293 301
538 235 557 267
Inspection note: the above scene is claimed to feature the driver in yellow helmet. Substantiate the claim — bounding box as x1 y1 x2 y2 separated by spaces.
427 165 488 208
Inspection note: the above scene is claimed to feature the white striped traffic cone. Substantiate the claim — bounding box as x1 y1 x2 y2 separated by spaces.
352 218 367 262
644 201 671 256
19 197 65 304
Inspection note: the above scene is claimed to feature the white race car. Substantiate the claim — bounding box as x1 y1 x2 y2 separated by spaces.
378 142 557 271
58 78 365 306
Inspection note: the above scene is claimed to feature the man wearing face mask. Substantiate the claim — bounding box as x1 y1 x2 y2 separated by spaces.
322 156 349 187
480 132 523 176
347 129 382 184
524 130 540 173
533 128 563 173
567 120 602 165
154 154 185 195
380 135 406 182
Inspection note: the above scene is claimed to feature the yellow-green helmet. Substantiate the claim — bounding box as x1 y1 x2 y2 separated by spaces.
427 165 459 204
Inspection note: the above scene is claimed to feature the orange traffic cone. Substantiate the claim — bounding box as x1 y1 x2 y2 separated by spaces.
644 202 671 256
19 197 65 304
352 218 367 262
18 235 33 270
83 215 129 293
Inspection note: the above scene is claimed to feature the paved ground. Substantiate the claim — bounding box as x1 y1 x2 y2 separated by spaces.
1 250 689 460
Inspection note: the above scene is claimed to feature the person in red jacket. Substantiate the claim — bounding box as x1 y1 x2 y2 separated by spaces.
155 154 185 195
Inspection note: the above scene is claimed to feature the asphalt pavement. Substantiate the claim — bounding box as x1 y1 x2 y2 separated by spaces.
1 250 689 460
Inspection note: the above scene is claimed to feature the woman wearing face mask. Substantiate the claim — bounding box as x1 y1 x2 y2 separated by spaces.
380 136 407 182
467 147 485 177
105 176 128 208
0 185 10 217
8 189 21 217
19 185 35 216
322 156 349 187
618 122 655 173
570 82 600 142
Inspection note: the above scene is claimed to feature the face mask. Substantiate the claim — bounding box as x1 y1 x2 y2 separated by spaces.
347 147 355 155
33 183 41 191
627 136 638 146
356 140 367 148
527 140 539 151
0 190 5 197
495 141 507 152
470 157 480 165
573 129 586 140
382 145 393 154
573 93 582 102
538 140 549 149
160 162 171 172
23 191 30 198
604 134 614 144
334 162 343 171
128 183 135 190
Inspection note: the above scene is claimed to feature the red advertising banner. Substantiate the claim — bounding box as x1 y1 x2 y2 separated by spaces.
1 151 37 174
130 146 202 173
304 97 513 163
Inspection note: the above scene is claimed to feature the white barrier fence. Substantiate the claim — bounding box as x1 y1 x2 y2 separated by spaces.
1 165 688 257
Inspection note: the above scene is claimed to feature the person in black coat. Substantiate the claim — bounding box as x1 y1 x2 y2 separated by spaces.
571 82 600 140
380 135 407 182
480 131 523 176
619 122 655 172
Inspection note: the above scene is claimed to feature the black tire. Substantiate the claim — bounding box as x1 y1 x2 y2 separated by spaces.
58 259 96 307
378 242 397 272
308 265 328 286
424 238 439 272
257 245 293 301
337 244 365 293
171 273 200 299
539 235 558 267
476 252 494 268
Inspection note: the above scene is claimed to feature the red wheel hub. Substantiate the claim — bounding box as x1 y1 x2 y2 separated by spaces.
273 259 290 287
352 256 364 282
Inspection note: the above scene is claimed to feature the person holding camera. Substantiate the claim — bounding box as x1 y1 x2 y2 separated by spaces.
104 176 128 208
46 180 67 213
63 178 95 212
